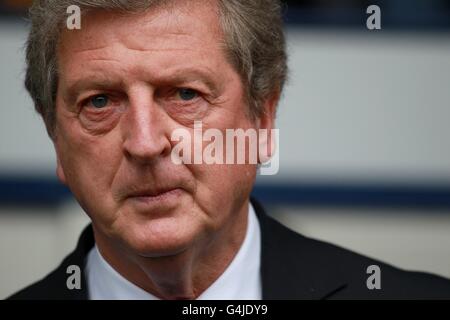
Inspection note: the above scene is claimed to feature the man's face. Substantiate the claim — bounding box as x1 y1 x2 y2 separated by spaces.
54 1 269 257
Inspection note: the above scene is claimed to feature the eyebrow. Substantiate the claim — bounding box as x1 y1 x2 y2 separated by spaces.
61 67 221 105
158 68 220 94
62 75 123 106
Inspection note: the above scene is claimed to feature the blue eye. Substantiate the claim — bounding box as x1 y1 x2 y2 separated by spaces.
178 88 198 101
90 95 109 108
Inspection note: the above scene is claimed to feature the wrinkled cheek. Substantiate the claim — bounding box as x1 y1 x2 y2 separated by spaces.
188 162 255 222
57 132 120 222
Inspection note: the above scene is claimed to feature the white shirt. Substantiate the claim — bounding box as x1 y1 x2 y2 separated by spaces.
85 203 262 300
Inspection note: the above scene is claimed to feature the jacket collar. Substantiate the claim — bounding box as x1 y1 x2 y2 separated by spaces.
252 198 347 299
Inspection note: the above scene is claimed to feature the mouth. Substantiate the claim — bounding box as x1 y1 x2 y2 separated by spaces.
127 188 184 204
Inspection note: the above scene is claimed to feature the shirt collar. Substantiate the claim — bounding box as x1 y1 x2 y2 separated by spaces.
85 203 261 300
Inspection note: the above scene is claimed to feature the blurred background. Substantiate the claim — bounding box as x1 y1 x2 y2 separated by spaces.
1 0 450 299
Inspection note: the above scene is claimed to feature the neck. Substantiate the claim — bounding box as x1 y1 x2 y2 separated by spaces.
92 201 249 299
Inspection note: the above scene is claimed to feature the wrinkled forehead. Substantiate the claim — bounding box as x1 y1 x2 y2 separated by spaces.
57 0 224 62
55 0 234 97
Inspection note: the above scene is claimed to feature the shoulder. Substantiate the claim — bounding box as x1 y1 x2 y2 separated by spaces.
263 211 450 299
7 254 89 300
7 266 67 300
251 196 450 299
6 225 93 300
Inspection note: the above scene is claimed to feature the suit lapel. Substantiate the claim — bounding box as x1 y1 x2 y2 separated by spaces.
252 198 347 299
53 224 93 300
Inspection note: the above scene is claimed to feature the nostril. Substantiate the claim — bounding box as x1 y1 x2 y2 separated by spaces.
123 127 173 164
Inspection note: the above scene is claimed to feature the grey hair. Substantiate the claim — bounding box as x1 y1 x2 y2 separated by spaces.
25 0 288 138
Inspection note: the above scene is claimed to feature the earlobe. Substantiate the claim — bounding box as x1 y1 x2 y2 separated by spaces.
257 90 279 131
257 128 273 164
53 134 67 185
257 91 279 164
56 156 67 185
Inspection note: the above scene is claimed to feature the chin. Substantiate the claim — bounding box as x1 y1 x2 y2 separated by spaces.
119 217 201 258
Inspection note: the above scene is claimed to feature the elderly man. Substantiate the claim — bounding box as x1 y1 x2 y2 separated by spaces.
9 0 450 300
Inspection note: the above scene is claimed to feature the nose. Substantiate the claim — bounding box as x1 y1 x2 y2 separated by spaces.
122 88 172 164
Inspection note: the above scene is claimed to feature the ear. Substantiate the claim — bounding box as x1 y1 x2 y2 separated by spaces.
257 90 280 163
54 143 67 185
56 156 67 185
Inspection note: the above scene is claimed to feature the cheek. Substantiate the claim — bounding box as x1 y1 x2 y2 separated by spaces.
184 109 257 214
201 163 256 192
188 162 256 223
56 126 124 210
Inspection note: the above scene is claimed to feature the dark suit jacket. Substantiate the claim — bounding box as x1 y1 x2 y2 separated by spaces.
7 198 450 299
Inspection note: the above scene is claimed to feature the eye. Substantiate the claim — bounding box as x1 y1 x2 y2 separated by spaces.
90 94 109 108
176 88 198 101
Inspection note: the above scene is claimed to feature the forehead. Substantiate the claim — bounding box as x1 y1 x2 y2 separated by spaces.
57 0 227 80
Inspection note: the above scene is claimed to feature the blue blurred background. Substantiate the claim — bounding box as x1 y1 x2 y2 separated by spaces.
1 0 450 298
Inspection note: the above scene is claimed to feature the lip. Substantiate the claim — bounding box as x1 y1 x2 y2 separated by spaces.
127 188 183 204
